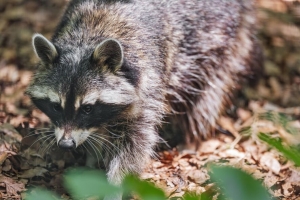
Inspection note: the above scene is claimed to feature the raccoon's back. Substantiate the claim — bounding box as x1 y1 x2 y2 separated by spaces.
162 0 260 143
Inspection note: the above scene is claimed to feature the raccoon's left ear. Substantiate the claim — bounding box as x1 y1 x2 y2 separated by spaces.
92 39 123 72
32 34 58 64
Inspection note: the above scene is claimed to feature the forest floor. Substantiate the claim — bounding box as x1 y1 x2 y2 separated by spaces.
1 0 300 199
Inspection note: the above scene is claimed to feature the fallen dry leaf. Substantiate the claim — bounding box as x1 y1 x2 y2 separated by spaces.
186 169 209 185
0 123 22 142
286 167 300 185
198 139 221 154
260 152 281 174
217 116 239 138
237 108 252 122
0 152 8 166
0 175 25 196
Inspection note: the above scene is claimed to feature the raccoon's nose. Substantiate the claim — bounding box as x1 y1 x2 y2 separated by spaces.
58 138 76 149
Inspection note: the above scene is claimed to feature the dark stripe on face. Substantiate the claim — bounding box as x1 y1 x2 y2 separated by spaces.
31 98 63 126
75 102 129 129
64 82 76 121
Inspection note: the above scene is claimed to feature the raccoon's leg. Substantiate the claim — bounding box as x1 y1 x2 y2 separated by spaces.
184 39 263 143
185 73 234 141
169 72 234 146
103 124 159 200
169 36 262 146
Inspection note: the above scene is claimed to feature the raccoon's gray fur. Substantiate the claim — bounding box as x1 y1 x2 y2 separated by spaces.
26 0 261 196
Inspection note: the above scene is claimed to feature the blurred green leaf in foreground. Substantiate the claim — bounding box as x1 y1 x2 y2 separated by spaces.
25 188 61 200
64 168 121 199
209 165 274 200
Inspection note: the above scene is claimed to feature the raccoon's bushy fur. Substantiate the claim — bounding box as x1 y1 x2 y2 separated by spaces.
26 0 261 194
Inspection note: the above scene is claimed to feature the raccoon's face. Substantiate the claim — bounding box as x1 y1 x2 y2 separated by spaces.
26 34 138 149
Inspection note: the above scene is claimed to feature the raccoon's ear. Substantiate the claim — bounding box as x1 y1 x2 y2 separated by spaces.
32 34 58 63
92 39 123 72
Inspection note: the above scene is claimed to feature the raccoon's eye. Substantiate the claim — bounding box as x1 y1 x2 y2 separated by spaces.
52 103 62 112
81 105 92 114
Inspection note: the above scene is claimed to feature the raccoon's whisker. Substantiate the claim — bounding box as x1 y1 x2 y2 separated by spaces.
103 127 125 138
90 133 121 153
36 127 53 131
28 138 52 159
86 139 102 168
38 134 55 154
28 128 52 133
104 134 124 139
23 132 53 140
22 133 40 139
40 137 56 156
47 137 56 150
89 139 120 161
101 141 117 159
82 142 103 167
106 121 128 128
28 134 54 150
37 137 54 156
103 127 124 138
30 128 53 134
82 143 92 156
25 128 51 134
100 139 117 158
23 129 54 139
88 136 115 158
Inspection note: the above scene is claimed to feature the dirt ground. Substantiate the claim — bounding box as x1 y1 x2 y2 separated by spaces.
1 0 300 199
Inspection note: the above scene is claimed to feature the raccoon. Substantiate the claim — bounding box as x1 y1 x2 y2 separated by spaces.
26 0 261 197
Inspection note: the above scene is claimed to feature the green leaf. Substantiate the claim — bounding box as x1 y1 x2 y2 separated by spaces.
209 165 273 200
123 175 166 200
25 188 61 200
183 191 212 200
64 168 121 199
258 132 300 166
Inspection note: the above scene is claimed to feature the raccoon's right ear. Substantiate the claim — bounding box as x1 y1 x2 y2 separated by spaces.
32 34 58 63
92 39 123 72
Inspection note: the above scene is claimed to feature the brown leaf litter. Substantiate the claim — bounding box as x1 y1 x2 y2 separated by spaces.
1 0 300 199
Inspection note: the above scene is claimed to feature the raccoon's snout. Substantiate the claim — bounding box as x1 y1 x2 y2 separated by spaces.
58 138 76 149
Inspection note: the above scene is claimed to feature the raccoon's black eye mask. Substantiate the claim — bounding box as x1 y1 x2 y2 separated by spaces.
31 97 129 128
31 98 63 126
75 102 129 128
